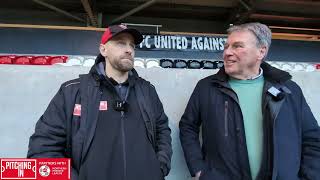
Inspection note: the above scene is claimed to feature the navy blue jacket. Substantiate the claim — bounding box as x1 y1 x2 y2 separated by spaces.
179 62 320 180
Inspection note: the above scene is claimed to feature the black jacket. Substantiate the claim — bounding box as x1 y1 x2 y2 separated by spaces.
27 55 172 180
179 62 320 180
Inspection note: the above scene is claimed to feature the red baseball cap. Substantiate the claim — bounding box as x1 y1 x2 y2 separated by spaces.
101 24 143 45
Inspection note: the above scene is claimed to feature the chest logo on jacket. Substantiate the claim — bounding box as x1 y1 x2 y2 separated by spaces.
73 104 81 116
99 101 108 111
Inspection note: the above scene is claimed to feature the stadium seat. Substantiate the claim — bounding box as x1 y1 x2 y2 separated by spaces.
202 60 215 69
160 59 174 68
214 60 224 68
83 58 95 67
134 58 145 68
305 64 316 72
174 59 187 68
187 60 202 69
31 56 50 65
269 62 280 69
0 55 15 64
62 57 83 66
292 63 305 71
146 59 160 68
13 56 33 65
50 56 68 65
281 63 293 71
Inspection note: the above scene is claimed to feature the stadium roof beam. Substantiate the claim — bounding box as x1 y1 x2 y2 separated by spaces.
81 0 98 27
250 14 320 23
32 0 85 23
227 0 255 24
238 0 251 11
111 0 157 24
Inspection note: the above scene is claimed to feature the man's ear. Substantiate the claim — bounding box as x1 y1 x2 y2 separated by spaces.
258 46 267 61
99 44 108 57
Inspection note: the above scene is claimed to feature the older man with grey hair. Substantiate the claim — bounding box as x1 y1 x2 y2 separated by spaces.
180 22 320 180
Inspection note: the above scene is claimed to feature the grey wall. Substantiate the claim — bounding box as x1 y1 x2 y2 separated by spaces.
0 65 319 179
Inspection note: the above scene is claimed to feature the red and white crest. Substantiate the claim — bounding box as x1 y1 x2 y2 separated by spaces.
73 104 81 116
99 101 108 111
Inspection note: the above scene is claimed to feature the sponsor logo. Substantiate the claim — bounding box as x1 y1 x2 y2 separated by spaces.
1 158 70 180
38 165 50 177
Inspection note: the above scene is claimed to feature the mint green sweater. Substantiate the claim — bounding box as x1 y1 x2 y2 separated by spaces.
229 76 264 180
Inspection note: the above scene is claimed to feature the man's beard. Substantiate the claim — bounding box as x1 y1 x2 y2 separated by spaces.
111 57 134 72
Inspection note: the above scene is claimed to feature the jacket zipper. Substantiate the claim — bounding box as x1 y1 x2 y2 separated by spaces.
224 100 229 137
121 110 127 180
120 85 130 180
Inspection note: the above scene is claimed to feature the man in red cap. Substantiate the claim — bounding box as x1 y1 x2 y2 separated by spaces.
27 24 172 180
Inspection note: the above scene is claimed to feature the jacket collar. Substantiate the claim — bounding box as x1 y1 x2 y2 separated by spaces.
211 61 292 84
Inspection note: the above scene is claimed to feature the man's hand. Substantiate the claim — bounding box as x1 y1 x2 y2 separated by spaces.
193 171 202 180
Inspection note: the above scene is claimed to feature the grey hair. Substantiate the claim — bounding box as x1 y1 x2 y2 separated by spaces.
227 22 272 51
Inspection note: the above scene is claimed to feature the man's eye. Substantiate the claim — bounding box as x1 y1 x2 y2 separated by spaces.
233 44 242 48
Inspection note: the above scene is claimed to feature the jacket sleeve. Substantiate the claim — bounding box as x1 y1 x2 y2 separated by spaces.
149 84 172 177
299 89 320 180
179 82 207 177
27 86 79 179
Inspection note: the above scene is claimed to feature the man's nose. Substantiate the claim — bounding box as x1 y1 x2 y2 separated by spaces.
223 46 232 56
125 45 134 54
